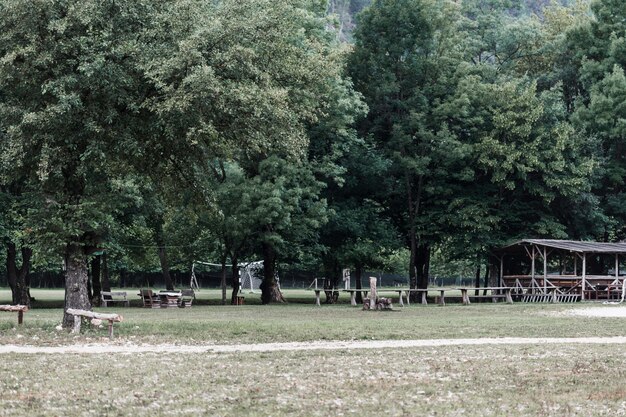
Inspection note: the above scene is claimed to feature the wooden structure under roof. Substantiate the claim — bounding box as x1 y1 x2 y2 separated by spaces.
493 239 626 302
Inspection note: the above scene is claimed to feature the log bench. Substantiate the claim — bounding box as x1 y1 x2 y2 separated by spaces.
0 305 28 325
457 287 513 305
66 308 123 338
101 291 130 307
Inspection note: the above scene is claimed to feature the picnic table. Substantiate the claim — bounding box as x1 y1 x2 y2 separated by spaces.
158 291 182 308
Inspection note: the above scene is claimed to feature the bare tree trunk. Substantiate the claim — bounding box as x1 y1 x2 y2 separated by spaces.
62 244 91 328
101 252 111 292
7 242 18 302
260 242 285 304
323 261 340 304
230 254 240 305
355 264 363 304
416 243 430 290
407 173 424 302
157 246 174 290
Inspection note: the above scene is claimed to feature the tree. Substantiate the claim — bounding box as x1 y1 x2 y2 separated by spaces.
349 0 469 292
319 140 399 303
246 157 328 304
0 0 162 326
565 0 626 240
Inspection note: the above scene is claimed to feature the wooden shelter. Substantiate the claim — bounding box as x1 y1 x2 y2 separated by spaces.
493 239 626 302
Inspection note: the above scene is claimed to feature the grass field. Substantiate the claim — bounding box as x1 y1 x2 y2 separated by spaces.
1 288 626 416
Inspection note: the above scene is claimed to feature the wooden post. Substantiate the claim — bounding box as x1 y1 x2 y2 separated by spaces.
505 288 513 304
461 288 470 305
18 310 24 325
616 254 619 279
582 253 586 301
499 256 504 287
369 277 377 310
531 246 536 281
396 290 404 307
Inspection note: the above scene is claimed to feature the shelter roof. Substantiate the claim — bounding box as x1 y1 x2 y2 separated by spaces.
498 239 626 254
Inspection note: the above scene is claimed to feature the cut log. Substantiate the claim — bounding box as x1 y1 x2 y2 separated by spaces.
0 304 28 312
66 309 123 322
0 304 28 325
66 308 123 338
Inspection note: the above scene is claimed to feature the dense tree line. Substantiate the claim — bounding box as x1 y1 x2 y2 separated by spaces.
1 0 624 320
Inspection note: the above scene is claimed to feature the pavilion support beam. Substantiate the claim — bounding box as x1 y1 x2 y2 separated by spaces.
580 253 587 301
616 254 619 279
500 256 504 287
543 246 548 294
530 245 537 280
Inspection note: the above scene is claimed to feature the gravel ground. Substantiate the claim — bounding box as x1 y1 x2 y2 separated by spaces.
3 335 626 354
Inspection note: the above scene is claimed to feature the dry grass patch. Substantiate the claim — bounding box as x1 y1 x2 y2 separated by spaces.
1 344 626 416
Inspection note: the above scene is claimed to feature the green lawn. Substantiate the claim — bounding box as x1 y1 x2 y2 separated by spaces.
1 288 626 416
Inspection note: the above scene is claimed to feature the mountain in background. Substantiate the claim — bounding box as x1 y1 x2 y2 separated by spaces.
327 0 577 42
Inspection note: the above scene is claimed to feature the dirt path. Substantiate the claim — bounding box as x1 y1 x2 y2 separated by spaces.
2 336 626 355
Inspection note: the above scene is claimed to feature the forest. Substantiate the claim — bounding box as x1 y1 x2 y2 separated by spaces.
1 0 625 321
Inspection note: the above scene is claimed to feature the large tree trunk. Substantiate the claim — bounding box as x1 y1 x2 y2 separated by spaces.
260 242 285 304
406 172 424 302
416 243 430 290
323 262 340 304
91 255 102 306
62 244 91 328
6 243 32 306
355 263 363 304
474 257 481 297
230 255 240 305
157 246 174 290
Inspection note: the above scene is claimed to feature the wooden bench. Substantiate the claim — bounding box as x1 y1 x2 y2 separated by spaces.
403 289 439 305
101 291 129 307
178 289 195 308
66 308 123 338
0 305 28 325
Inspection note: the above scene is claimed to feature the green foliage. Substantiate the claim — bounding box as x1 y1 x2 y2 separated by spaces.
0 0 619 285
